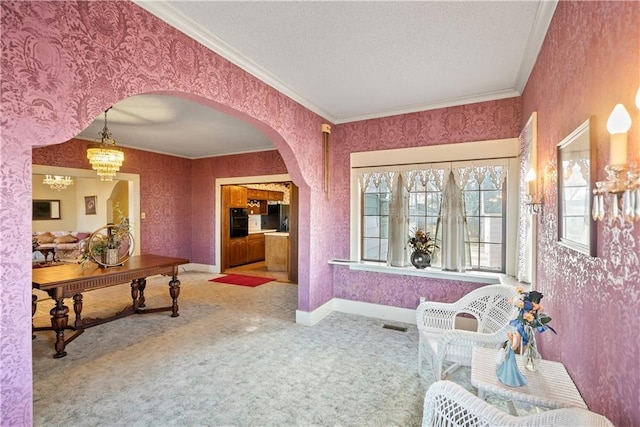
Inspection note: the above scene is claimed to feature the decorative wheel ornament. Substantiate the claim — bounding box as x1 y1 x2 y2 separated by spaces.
86 225 135 267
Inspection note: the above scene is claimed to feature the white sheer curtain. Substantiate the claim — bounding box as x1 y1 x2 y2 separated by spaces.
437 170 469 272
387 173 409 266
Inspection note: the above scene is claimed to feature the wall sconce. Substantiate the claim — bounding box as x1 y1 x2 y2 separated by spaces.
593 86 640 222
322 124 331 199
524 167 543 214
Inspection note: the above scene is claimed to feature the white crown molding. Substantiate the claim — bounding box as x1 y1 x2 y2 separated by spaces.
133 0 553 127
514 0 559 93
334 88 520 124
132 0 337 123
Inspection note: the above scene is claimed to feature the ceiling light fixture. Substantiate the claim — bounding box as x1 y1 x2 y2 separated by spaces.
87 107 124 181
43 174 73 191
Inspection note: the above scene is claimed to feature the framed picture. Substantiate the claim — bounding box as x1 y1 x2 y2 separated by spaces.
85 195 97 215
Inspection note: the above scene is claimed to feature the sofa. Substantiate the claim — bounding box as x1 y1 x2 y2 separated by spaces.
33 231 91 261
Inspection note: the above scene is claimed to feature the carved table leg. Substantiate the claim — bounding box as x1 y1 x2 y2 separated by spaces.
32 294 37 339
50 297 69 358
169 276 180 317
130 279 139 312
73 294 83 329
137 278 146 308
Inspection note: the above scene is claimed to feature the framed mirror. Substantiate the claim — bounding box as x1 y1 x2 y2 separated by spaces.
33 199 61 220
557 118 596 256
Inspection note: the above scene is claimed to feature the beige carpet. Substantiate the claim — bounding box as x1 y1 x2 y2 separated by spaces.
32 271 507 426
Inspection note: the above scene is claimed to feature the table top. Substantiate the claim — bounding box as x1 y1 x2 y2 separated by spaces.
32 254 189 290
471 346 587 410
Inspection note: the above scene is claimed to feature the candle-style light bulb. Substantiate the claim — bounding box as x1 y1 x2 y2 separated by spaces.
635 86 640 110
607 104 632 166
525 167 536 196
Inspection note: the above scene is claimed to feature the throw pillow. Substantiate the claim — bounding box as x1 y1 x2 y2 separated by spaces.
54 234 78 244
76 232 91 241
36 232 55 244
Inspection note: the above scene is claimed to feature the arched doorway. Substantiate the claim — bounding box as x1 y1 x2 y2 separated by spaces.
2 2 331 424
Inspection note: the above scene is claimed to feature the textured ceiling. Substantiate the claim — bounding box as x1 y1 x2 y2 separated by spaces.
76 1 557 159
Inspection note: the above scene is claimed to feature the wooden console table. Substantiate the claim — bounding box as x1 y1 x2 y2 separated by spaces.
32 254 189 358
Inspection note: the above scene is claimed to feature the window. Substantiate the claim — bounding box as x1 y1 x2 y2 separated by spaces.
362 176 390 261
354 151 516 274
462 169 506 271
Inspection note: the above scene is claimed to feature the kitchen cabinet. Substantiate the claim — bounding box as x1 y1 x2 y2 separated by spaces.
268 191 284 202
247 200 267 215
225 185 247 208
248 233 266 262
247 189 268 200
228 236 248 267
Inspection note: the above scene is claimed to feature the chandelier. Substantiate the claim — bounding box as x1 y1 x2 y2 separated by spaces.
43 175 73 191
87 107 124 181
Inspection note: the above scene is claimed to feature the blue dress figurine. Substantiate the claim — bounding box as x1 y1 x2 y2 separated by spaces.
496 331 527 387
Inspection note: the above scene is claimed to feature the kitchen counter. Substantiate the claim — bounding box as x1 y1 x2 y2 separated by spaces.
249 229 277 234
265 233 289 272
264 232 289 237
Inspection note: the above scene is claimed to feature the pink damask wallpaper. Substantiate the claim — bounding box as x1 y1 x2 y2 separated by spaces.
3 0 639 426
190 151 288 264
330 98 521 307
33 139 193 258
521 2 639 425
1 1 328 424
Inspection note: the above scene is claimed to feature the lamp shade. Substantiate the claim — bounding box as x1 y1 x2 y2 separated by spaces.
606 104 632 134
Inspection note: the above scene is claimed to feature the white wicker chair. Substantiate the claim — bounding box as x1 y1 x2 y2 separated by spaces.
417 284 518 380
422 380 614 427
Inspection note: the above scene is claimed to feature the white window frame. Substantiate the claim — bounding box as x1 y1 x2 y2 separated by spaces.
348 138 520 279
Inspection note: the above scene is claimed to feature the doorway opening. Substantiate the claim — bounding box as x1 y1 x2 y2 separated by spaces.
217 175 298 284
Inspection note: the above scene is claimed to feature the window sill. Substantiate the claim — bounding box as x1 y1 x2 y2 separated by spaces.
328 259 517 285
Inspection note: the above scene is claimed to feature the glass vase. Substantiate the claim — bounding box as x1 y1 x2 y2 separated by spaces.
523 326 540 372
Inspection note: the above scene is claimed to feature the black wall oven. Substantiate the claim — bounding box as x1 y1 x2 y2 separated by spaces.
229 208 249 238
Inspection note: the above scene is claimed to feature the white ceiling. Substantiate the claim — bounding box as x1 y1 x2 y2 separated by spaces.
76 1 557 159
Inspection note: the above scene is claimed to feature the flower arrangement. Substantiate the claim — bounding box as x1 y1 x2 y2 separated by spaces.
509 287 557 347
407 229 438 254
81 207 131 266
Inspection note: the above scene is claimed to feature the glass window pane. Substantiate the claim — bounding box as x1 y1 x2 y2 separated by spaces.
480 175 497 190
469 242 480 269
363 238 381 260
466 217 480 242
426 192 441 216
409 217 425 234
379 193 390 215
363 216 380 238
380 216 389 238
464 179 479 191
483 191 503 215
380 239 388 261
363 194 379 215
464 191 479 216
479 217 503 243
478 243 502 270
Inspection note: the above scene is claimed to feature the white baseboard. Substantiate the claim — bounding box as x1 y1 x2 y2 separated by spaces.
182 263 219 274
296 298 417 326
296 298 334 326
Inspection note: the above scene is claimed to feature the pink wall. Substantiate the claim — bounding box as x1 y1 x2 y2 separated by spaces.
191 151 288 264
3 0 638 425
330 98 521 307
521 1 640 425
33 139 193 259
